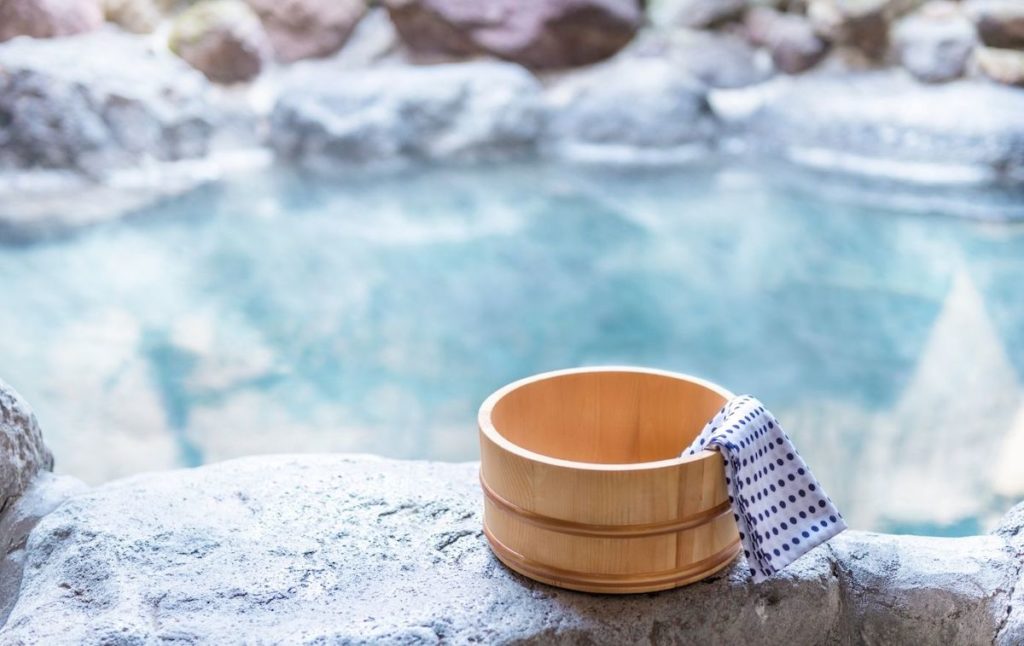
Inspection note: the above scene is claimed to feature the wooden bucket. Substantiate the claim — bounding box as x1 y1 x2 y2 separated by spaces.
478 367 741 594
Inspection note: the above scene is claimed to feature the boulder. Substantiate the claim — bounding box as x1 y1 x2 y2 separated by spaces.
544 57 718 161
626 28 773 88
745 71 1024 181
0 380 67 621
997 497 1024 548
894 1 977 83
326 7 402 70
0 30 220 176
0 473 87 624
996 502 1024 645
169 0 269 84
0 454 1021 643
384 0 643 69
245 0 365 62
807 0 896 59
975 46 1024 87
101 0 161 34
0 381 53 520
269 61 544 169
0 0 102 43
649 0 748 29
746 7 831 74
965 0 1024 50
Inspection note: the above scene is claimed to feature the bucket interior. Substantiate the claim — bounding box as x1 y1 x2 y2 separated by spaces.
488 370 729 464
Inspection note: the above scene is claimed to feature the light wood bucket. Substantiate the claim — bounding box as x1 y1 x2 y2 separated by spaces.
478 367 741 594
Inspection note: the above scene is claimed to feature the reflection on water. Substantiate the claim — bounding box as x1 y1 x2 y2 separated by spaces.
0 161 1022 535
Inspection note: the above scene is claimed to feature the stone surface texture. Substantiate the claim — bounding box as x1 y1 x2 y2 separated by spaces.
325 7 402 70
746 7 831 74
0 381 53 519
0 472 86 626
894 1 977 83
651 0 748 29
544 57 718 161
246 0 365 62
746 71 1024 180
101 0 161 34
965 0 1024 50
169 0 270 83
807 0 894 59
996 501 1024 644
0 30 219 175
626 28 773 88
0 0 103 43
0 454 1019 644
384 0 643 69
975 46 1024 87
269 61 544 169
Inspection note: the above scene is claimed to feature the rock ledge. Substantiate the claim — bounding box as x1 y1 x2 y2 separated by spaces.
0 454 1021 644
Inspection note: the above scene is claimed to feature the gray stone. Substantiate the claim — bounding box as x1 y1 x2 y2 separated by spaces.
0 454 1021 644
829 531 1017 644
544 56 718 162
0 30 221 177
745 71 1024 182
327 7 402 70
0 381 53 518
894 1 978 83
745 7 831 74
964 0 1024 50
996 502 1024 645
626 28 774 88
0 473 87 624
650 0 748 29
996 500 1024 545
269 61 544 169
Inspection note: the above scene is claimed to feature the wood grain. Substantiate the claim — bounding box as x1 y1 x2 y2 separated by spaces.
478 367 740 594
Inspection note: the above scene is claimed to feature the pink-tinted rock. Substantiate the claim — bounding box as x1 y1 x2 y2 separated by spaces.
102 0 162 34
0 0 102 43
746 7 830 74
169 0 269 84
807 0 892 59
964 0 1024 50
975 46 1024 87
384 0 643 69
246 0 365 62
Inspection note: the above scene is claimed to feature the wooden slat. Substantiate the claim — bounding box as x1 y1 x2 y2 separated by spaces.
479 367 740 594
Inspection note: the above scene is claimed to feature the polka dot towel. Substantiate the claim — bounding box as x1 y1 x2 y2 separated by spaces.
684 395 847 582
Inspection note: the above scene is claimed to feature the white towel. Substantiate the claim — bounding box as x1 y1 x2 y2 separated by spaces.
684 395 847 582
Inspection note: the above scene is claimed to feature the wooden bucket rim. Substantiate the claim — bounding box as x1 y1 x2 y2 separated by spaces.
478 366 734 473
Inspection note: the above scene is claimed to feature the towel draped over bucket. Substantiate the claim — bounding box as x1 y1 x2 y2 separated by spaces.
684 395 847 582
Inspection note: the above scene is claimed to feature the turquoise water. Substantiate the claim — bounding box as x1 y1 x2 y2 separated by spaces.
1 161 1023 535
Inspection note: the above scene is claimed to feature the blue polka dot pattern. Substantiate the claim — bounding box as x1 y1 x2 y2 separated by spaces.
684 395 847 583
